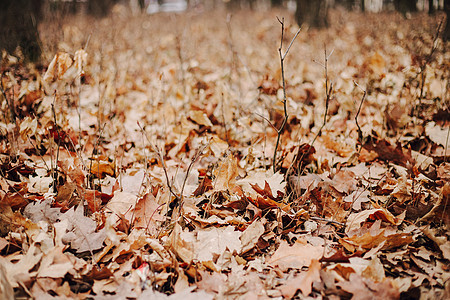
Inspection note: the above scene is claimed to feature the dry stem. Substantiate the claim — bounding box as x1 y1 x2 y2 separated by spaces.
354 81 367 147
272 17 301 173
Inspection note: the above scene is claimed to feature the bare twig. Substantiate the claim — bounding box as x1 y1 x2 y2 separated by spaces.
51 96 61 190
87 123 106 190
137 122 179 201
226 13 240 93
310 216 344 227
444 126 449 164
293 48 333 177
180 143 208 201
272 17 301 173
353 81 366 147
255 112 277 132
419 19 443 100
176 35 186 96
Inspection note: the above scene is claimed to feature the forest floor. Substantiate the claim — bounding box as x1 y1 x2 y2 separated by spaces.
0 5 449 299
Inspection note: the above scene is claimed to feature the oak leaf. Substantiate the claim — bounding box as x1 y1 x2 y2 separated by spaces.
267 240 323 271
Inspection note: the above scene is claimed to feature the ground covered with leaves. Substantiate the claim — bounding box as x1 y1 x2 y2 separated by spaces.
0 5 449 299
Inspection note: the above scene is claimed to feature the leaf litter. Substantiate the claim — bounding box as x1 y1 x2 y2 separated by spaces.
0 5 449 299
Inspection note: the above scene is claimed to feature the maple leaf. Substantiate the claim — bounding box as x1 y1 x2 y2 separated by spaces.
58 205 106 253
132 193 165 232
196 226 242 262
24 198 62 223
344 189 370 211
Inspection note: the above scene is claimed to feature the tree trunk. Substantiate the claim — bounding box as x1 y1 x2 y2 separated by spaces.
394 0 417 16
295 0 328 28
138 0 146 10
271 0 283 7
428 0 435 14
336 0 354 10
0 0 42 62
444 0 450 41
361 0 365 12
88 0 117 16
226 0 241 10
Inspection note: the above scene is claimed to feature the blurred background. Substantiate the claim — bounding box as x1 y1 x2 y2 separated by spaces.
0 0 449 62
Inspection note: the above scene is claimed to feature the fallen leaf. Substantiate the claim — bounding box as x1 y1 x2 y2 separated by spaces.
267 240 323 271
37 246 73 278
240 219 265 253
279 259 321 298
338 273 400 300
346 208 404 234
196 226 242 262
425 122 448 146
189 110 213 127
213 154 238 191
58 205 106 253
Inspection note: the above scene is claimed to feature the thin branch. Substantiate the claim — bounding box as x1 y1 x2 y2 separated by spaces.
295 48 333 177
272 17 301 173
87 123 106 189
353 81 366 146
255 112 277 131
282 27 302 61
176 35 186 96
180 142 208 201
444 126 449 164
51 96 61 190
226 13 241 94
137 122 179 201
418 19 443 102
310 216 344 227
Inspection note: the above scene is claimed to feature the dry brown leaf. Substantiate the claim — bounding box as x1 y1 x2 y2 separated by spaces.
90 159 115 178
425 122 448 146
346 208 405 234
330 169 358 194
37 246 73 278
322 135 353 157
280 259 321 298
341 228 413 253
132 193 165 233
0 259 14 300
2 244 42 288
267 240 323 271
196 226 241 262
189 110 213 127
213 154 238 191
240 219 265 253
209 135 229 157
338 273 400 300
58 205 106 253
